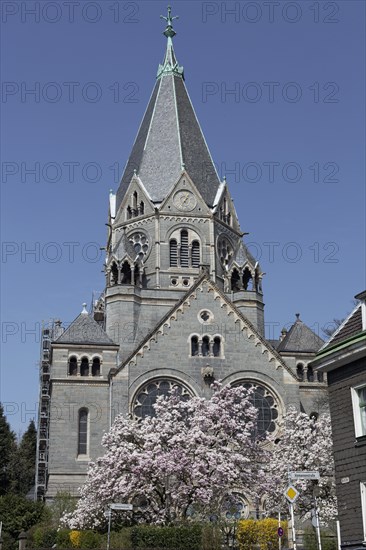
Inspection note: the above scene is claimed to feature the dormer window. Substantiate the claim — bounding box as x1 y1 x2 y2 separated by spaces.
126 190 145 220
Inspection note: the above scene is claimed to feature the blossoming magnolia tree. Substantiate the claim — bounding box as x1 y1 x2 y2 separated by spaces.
64 384 272 528
266 407 337 523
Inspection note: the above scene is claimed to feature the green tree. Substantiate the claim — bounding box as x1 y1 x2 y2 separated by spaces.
11 419 37 496
0 494 45 550
0 403 17 495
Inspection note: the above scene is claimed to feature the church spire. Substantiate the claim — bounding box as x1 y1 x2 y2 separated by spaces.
116 6 221 211
157 6 184 79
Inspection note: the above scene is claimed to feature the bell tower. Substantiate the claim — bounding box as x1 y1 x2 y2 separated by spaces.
104 7 265 360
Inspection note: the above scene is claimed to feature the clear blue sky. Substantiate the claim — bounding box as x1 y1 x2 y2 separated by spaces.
1 0 365 435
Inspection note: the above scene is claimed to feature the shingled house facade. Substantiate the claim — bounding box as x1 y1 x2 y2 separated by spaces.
313 292 366 550
36 11 327 513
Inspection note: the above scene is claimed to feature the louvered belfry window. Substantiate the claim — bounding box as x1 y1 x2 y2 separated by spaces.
169 239 178 267
191 240 200 268
180 230 189 267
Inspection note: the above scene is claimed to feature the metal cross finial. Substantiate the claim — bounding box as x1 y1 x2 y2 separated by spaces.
161 5 179 39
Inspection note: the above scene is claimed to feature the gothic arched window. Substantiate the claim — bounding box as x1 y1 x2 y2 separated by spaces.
233 381 279 439
111 262 118 285
78 408 88 455
68 356 77 376
121 261 132 284
80 357 89 377
242 268 252 290
231 269 241 292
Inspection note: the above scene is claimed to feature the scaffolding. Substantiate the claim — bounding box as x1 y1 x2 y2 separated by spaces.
34 322 53 501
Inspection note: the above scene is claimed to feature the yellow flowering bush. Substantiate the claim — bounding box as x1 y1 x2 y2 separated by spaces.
69 530 82 548
237 518 288 550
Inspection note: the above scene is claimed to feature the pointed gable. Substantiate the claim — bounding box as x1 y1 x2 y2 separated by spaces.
114 274 295 379
277 316 324 354
55 313 116 346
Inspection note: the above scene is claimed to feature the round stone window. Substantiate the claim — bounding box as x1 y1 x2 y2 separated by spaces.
133 379 192 419
128 232 149 262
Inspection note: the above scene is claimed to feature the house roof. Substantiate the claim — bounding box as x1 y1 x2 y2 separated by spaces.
276 315 324 354
55 308 116 346
115 30 221 211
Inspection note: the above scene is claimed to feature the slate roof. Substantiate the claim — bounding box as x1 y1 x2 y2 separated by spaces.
230 240 257 269
55 312 116 346
116 41 221 211
112 231 137 262
277 316 324 353
320 301 364 351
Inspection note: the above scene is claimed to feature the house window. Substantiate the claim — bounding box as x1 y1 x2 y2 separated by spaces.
361 482 366 541
351 385 366 438
78 408 88 455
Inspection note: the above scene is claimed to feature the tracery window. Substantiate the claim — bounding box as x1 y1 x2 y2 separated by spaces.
234 381 279 438
133 379 191 419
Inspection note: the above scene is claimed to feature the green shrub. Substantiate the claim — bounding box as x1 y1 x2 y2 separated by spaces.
303 527 337 550
56 529 72 548
131 523 202 549
32 526 58 548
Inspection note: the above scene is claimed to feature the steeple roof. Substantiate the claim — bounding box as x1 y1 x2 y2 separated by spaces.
55 306 116 346
277 314 324 354
116 8 221 211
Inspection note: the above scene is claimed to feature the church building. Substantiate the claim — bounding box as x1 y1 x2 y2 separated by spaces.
35 9 326 515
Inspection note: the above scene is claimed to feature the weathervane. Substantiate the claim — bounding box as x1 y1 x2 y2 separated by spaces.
160 5 179 39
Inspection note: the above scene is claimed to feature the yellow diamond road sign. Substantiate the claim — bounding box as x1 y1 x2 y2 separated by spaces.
285 485 299 503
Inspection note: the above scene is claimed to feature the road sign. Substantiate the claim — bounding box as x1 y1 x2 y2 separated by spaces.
110 503 133 511
278 527 284 537
285 485 299 503
289 471 320 480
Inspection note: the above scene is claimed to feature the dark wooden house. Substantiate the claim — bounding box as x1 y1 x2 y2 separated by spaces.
312 291 366 550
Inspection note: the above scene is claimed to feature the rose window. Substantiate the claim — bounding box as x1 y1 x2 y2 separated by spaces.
128 232 149 262
133 379 191 419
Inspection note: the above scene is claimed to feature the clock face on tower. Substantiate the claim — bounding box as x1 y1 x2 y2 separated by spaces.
173 190 197 211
